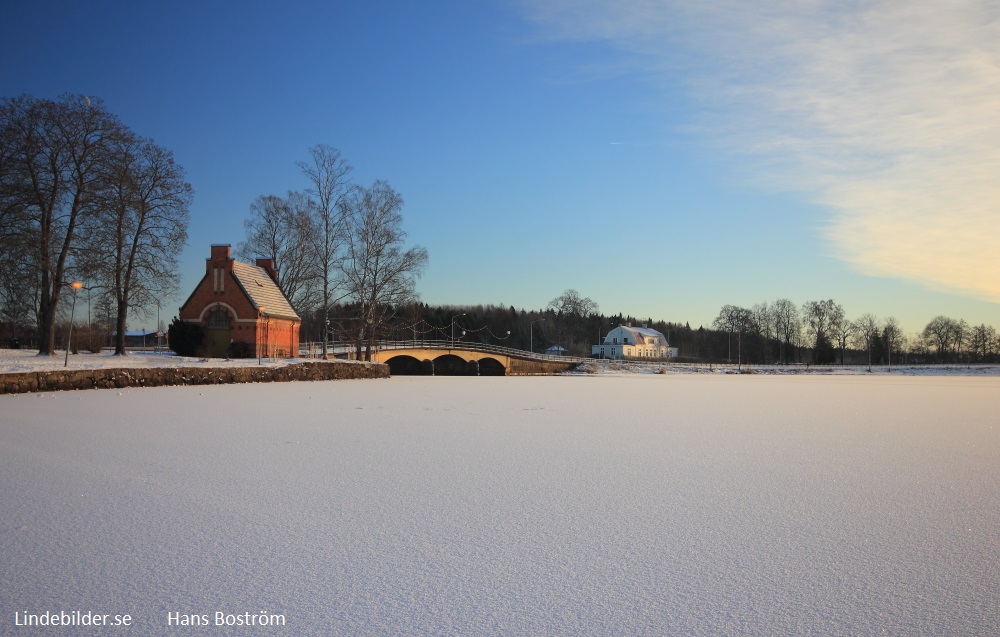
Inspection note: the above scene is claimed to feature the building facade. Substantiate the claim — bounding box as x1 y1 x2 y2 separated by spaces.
592 324 678 360
178 244 301 358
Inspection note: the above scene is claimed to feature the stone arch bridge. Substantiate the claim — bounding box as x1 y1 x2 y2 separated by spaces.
368 341 583 376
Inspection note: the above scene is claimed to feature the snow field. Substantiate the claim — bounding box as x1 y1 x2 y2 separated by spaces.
1 374 998 635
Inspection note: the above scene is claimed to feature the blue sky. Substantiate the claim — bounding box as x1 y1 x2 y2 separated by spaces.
4 0 998 337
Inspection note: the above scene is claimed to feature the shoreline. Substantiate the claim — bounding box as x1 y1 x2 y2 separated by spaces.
0 359 388 395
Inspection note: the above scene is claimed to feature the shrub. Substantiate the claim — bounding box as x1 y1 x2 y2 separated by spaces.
227 341 254 359
167 318 204 357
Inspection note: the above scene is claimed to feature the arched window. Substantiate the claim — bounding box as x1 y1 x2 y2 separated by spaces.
208 309 230 329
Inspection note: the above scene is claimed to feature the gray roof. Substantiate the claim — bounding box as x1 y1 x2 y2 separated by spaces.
231 262 300 321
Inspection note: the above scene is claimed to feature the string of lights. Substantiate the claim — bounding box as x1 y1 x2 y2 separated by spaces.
396 319 511 341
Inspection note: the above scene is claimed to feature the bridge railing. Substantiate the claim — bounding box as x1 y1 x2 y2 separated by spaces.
373 340 594 364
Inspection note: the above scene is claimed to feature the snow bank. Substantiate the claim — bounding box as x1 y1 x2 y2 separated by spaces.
572 359 1000 376
0 349 307 374
2 375 998 635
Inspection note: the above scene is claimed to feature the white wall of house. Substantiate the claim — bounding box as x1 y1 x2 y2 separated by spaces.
591 324 677 359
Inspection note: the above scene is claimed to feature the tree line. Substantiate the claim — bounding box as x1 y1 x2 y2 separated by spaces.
309 291 998 366
236 145 427 360
710 300 999 366
0 94 191 355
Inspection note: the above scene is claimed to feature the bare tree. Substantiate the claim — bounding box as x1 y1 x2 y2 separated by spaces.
713 304 753 368
772 298 800 364
546 290 600 354
802 299 842 363
883 316 903 370
953 319 969 363
969 323 997 362
832 312 856 365
81 131 192 355
0 262 37 327
340 180 428 360
751 302 775 363
853 313 879 371
548 289 599 317
1 94 121 354
238 191 318 313
0 112 23 281
298 144 352 355
922 315 958 362
0 125 33 336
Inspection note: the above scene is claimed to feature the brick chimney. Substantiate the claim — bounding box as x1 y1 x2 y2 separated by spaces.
256 257 279 284
207 244 234 273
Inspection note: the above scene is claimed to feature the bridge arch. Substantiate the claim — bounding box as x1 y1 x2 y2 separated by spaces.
477 357 506 376
385 355 426 375
433 354 469 375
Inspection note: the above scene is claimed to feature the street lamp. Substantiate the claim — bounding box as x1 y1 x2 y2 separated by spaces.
325 318 332 357
451 313 465 347
83 285 100 353
530 318 546 354
64 281 83 367
156 294 170 352
258 306 266 364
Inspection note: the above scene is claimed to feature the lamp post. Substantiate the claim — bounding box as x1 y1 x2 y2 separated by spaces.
77 283 99 353
64 281 83 367
530 318 546 354
451 313 465 347
258 306 266 364
325 317 332 357
156 294 170 352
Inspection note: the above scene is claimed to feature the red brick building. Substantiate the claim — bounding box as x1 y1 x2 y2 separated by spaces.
178 245 301 358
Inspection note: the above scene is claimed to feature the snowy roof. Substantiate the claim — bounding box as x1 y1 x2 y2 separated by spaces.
231 262 300 321
612 325 667 345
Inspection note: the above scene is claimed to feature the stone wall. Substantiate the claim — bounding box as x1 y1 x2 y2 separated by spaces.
0 361 388 395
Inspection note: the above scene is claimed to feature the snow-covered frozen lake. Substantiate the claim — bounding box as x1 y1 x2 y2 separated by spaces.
2 375 998 635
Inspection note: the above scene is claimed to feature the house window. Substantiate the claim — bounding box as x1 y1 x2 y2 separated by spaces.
208 309 230 329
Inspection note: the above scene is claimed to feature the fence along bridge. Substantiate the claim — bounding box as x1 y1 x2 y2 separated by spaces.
366 340 585 375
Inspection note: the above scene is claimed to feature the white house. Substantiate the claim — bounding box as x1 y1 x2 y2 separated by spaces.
592 324 678 360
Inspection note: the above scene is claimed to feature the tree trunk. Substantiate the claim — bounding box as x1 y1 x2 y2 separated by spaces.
114 296 129 355
38 283 56 355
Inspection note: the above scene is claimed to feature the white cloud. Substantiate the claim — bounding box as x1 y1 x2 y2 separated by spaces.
521 0 1000 301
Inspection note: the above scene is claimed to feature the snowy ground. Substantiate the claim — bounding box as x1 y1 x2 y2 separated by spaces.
2 375 998 636
573 359 1000 376
4 347 1000 377
0 349 305 374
